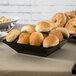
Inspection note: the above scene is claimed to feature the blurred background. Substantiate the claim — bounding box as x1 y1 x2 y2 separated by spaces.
0 0 76 24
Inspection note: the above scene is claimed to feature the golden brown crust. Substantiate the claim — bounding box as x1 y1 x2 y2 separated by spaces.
43 34 59 48
72 10 76 17
64 11 75 20
48 13 67 27
65 18 76 35
21 25 35 33
35 21 51 32
49 30 63 42
30 32 44 46
49 23 57 30
56 27 70 38
6 29 20 42
17 32 30 44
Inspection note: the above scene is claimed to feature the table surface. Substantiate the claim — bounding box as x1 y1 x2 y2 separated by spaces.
0 24 76 76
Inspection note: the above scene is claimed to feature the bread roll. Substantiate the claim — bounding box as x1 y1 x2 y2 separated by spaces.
6 29 20 42
56 27 70 38
43 34 59 48
21 25 35 33
30 32 44 46
35 21 51 32
49 30 63 42
17 32 30 44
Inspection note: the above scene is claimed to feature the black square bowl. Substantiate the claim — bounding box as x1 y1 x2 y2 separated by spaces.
72 63 76 74
69 34 76 42
3 38 70 57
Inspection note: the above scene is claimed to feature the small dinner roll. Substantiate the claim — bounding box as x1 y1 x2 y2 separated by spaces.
56 27 70 38
43 34 59 48
21 25 35 33
49 30 63 42
6 29 20 42
41 32 48 38
35 21 51 32
30 32 44 46
17 32 30 44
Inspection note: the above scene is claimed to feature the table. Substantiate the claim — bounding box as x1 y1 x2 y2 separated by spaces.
0 24 76 76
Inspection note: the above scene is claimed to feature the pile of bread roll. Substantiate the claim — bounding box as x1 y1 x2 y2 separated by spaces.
48 10 76 35
6 10 76 48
